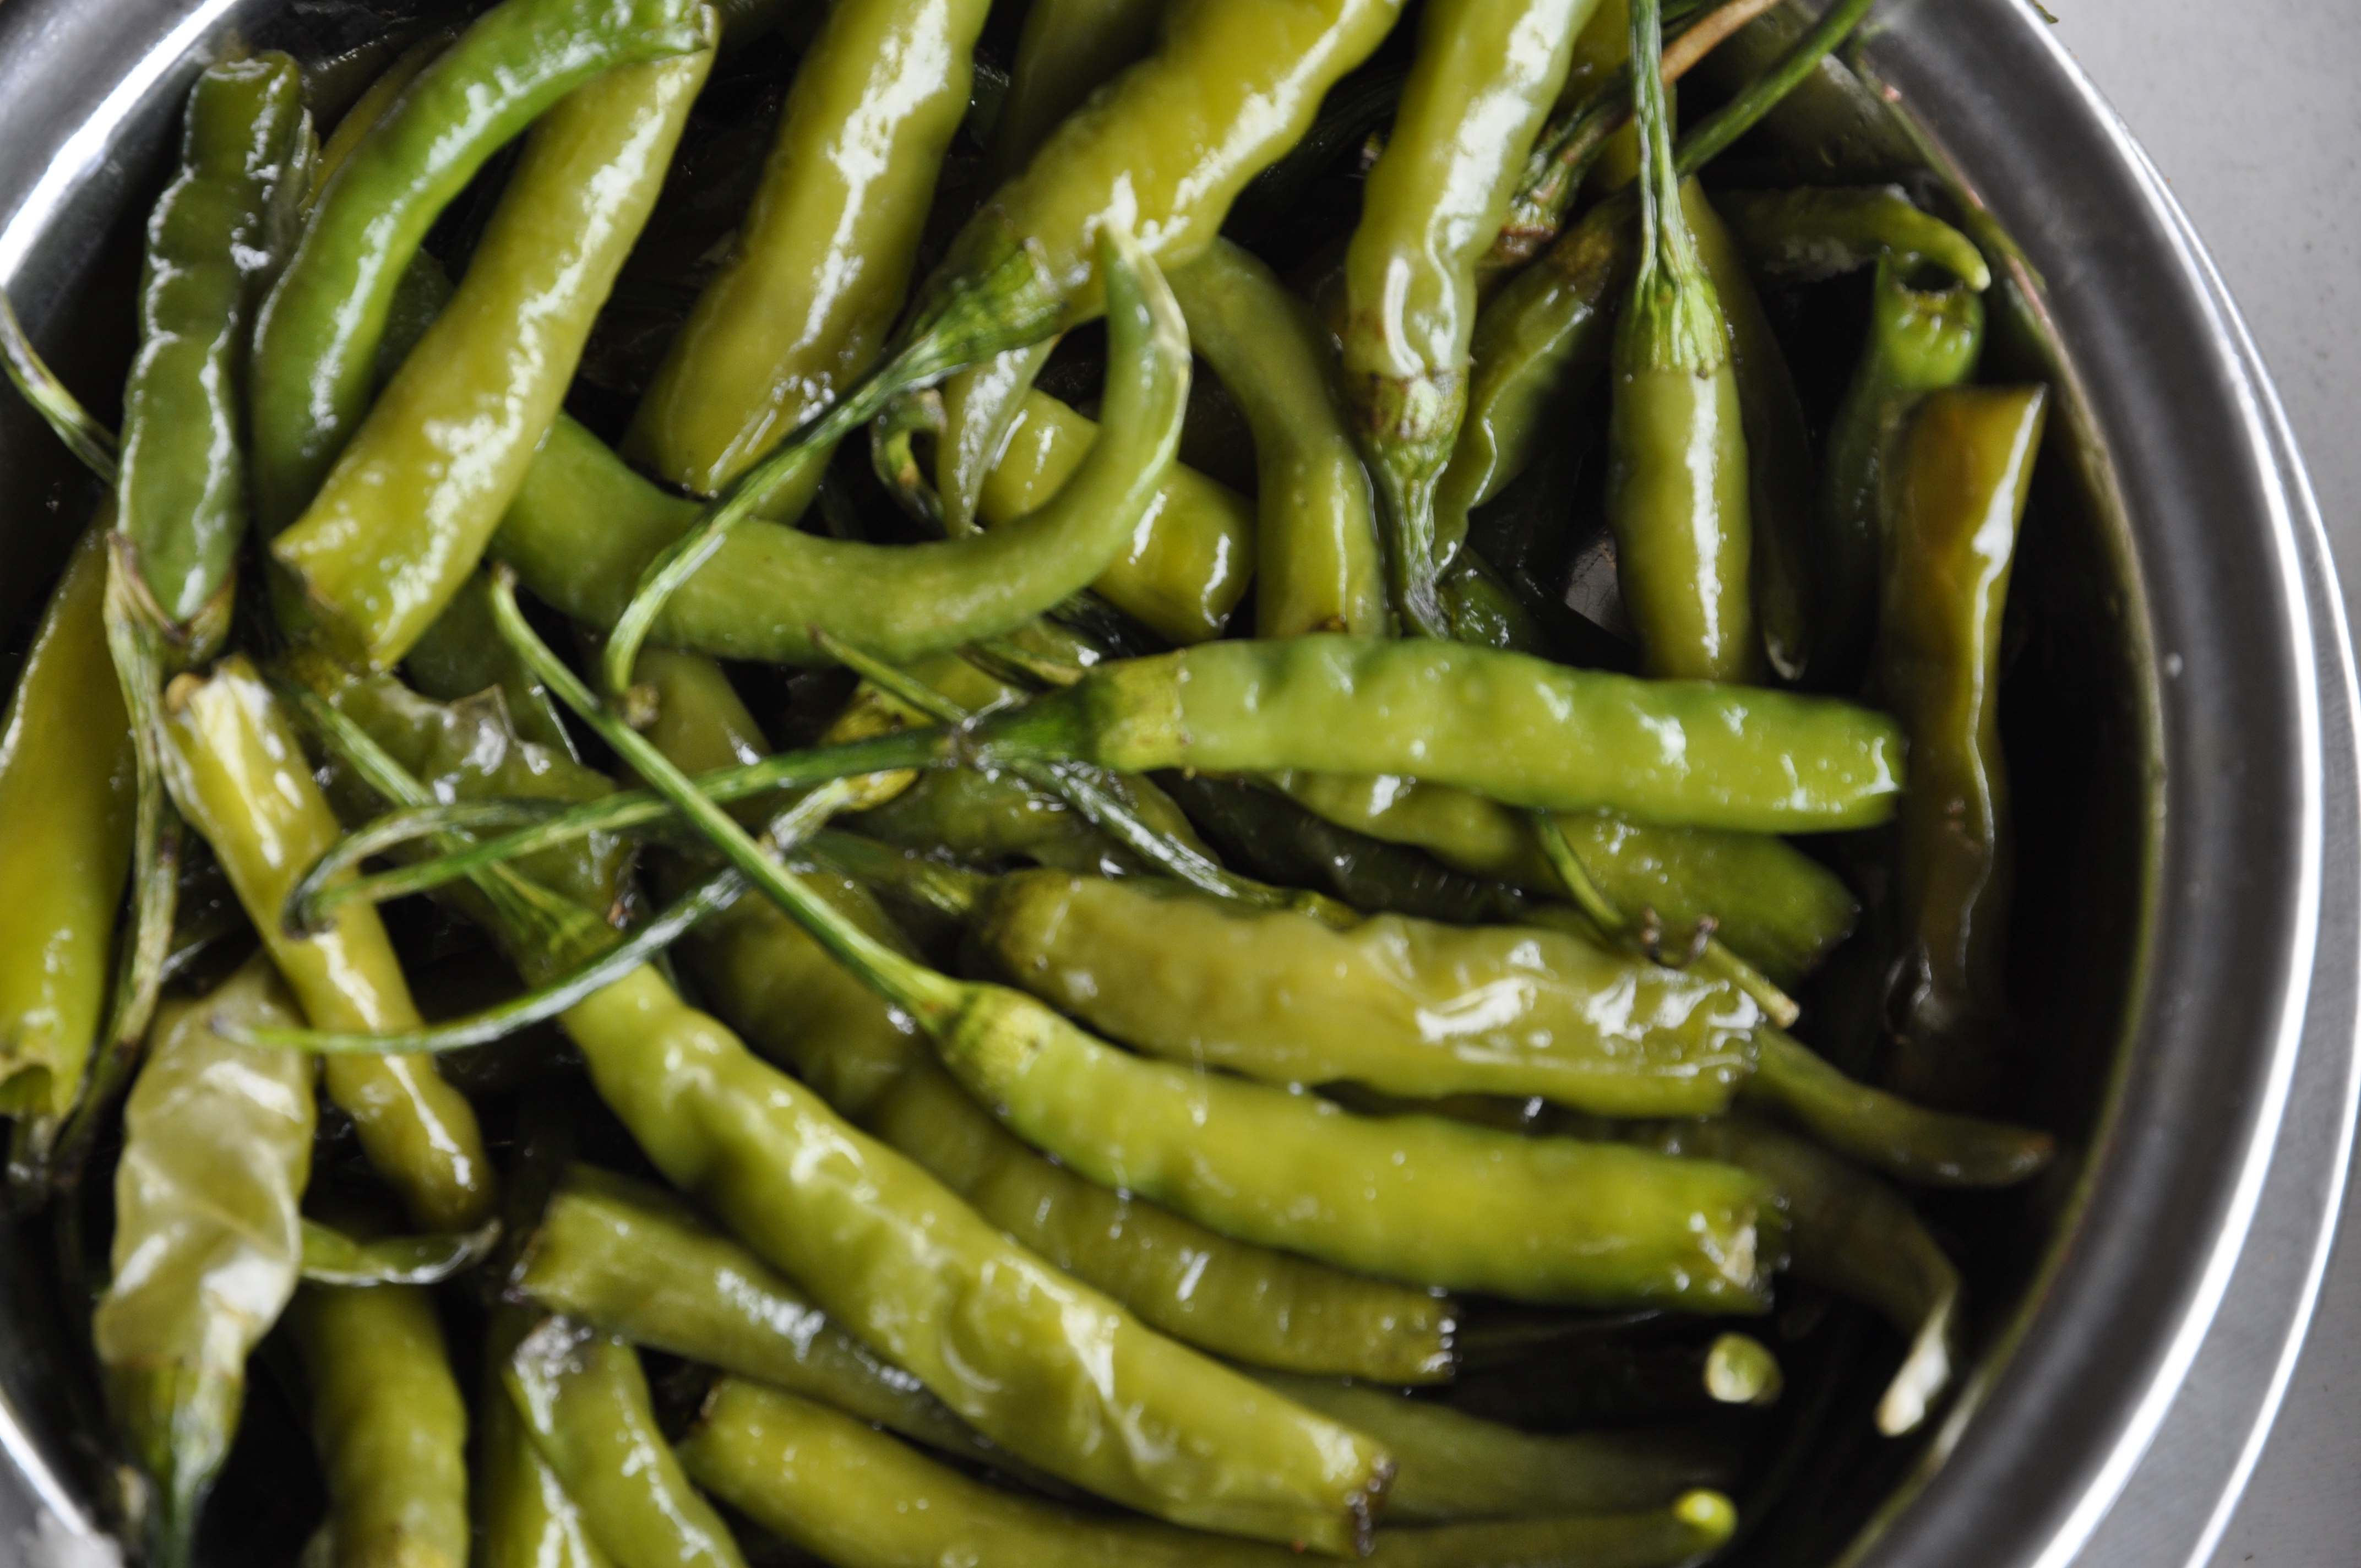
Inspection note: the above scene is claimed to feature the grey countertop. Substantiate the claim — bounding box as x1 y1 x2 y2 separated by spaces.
2047 2 2361 1563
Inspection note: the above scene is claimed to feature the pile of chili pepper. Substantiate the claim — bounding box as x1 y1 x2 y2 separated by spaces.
0 0 2058 1561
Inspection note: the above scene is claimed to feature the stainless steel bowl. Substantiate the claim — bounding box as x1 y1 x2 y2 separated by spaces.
2 1 2355 1564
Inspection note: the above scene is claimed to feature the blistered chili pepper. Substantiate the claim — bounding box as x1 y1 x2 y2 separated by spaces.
625 0 994 509
1873 385 2048 1109
156 656 496 1231
92 957 312 1568
680 1378 1742 1568
272 35 711 670
1340 0 1595 634
248 0 712 532
504 1316 750 1568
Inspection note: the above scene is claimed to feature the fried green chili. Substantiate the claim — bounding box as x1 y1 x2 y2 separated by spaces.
1818 251 1987 674
117 53 309 635
625 0 993 505
1747 1031 2053 1186
248 0 711 531
975 635 1905 831
93 957 312 1568
984 0 1163 186
273 39 711 669
503 1317 750 1568
288 1277 471 1568
1172 237 1389 637
1874 385 2047 1108
681 1379 1742 1568
0 528 133 1154
1607 0 1756 682
493 231 1190 666
156 656 494 1231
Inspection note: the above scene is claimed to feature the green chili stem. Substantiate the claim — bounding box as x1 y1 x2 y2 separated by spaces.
492 566 965 1027
219 867 745 1055
0 292 118 483
1672 0 1880 176
1529 810 1798 1026
288 801 565 933
601 240 1061 703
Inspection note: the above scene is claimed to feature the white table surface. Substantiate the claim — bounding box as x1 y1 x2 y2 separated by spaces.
2045 2 2361 1563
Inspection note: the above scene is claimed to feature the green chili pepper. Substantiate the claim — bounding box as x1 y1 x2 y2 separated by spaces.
404 569 580 758
850 764 1145 874
1606 0 1756 682
1250 1372 1731 1522
984 0 1163 187
92 956 313 1568
504 1317 750 1568
961 383 1255 645
249 0 711 533
479 1308 614 1568
510 1165 1026 1469
973 635 1904 832
312 30 455 200
1747 1031 2052 1186
1873 385 2047 1109
1818 252 1987 676
1437 196 1630 550
624 0 993 507
0 527 134 1155
953 864 1761 1116
1682 181 1819 682
288 1277 472 1568
1685 1 1917 181
681 1379 1741 1567
1340 0 1596 635
1171 237 1388 638
931 340 1057 535
679 816 1459 1384
1269 770 1857 984
1626 1113 1961 1436
273 39 711 670
298 1216 501 1286
493 230 1192 666
156 656 496 1231
117 53 309 636
1713 186 1990 291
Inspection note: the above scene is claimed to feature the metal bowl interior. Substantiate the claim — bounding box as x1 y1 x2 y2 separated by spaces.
0 1 2347 1565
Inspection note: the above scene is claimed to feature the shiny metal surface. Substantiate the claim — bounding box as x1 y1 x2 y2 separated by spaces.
1 0 2354 1564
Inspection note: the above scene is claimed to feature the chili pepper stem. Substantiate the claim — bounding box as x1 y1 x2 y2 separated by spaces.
0 291 119 483
601 235 1064 702
1672 0 1881 175
492 567 966 1028
810 830 988 921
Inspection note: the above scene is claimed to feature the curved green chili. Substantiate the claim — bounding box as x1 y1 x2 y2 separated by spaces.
248 0 710 531
1747 1031 2053 1186
1713 186 1990 290
682 1379 1740 1568
93 957 313 1568
0 528 133 1148
1341 0 1596 634
118 53 309 634
478 1309 613 1568
289 1277 471 1568
298 1216 499 1286
503 1317 749 1568
494 230 1189 669
273 38 711 670
1818 251 1987 675
624 0 993 505
156 656 495 1231
1874 385 2047 1108
1171 238 1389 638
975 635 1905 832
